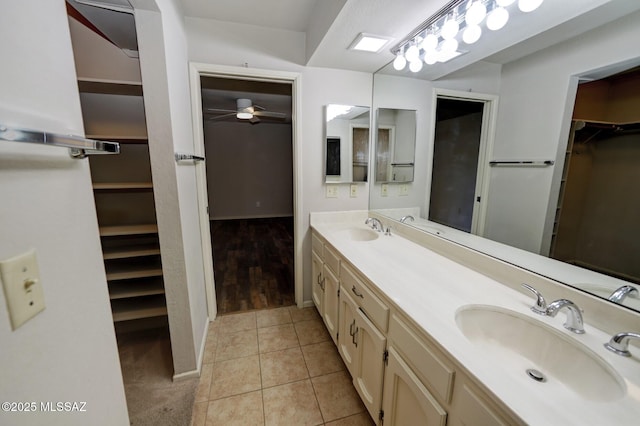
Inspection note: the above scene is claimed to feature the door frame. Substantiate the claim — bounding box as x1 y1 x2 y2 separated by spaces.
427 88 498 236
188 63 303 319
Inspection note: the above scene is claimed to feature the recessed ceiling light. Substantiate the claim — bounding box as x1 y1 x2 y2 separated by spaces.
349 33 393 53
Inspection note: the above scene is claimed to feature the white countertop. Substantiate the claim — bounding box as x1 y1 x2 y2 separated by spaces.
311 212 640 426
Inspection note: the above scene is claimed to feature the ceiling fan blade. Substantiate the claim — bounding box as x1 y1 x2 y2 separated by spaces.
206 112 236 121
253 110 286 119
249 116 261 124
205 108 236 114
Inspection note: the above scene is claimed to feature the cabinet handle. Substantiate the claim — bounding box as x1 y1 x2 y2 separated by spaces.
351 285 364 299
317 273 323 285
320 278 325 291
352 326 359 347
349 319 356 336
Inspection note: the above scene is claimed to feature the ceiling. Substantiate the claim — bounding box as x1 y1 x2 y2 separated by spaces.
69 0 640 116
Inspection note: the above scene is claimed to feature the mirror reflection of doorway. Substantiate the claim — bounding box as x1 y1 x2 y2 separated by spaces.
429 96 486 233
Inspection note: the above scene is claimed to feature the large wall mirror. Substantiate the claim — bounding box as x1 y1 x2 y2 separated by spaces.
324 104 370 183
369 6 640 314
375 108 416 183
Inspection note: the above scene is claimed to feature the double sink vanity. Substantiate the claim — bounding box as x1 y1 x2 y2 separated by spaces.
310 211 640 425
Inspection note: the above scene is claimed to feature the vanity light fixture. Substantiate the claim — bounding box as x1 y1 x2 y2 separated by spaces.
390 0 544 73
349 33 393 53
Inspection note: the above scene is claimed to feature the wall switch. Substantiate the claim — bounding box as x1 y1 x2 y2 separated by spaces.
381 184 389 197
399 184 409 196
326 185 338 198
0 249 45 330
350 184 357 198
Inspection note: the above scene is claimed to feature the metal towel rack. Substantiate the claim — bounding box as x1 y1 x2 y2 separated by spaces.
391 162 415 167
175 153 205 162
489 160 554 167
0 124 120 159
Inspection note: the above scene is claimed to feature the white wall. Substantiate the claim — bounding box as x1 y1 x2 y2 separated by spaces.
133 0 209 377
204 121 293 219
485 10 640 254
0 2 128 425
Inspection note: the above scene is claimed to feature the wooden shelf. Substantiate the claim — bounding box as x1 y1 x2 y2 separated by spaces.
78 78 143 96
109 280 165 300
93 182 153 191
111 296 167 322
106 260 163 280
103 244 161 260
100 224 158 237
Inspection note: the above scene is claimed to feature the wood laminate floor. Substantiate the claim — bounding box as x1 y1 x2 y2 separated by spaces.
211 217 295 314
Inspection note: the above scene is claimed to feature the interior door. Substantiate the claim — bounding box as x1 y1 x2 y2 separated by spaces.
429 96 488 234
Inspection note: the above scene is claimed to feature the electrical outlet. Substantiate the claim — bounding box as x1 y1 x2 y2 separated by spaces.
0 249 45 330
381 184 389 197
350 184 357 198
399 184 409 196
326 185 338 198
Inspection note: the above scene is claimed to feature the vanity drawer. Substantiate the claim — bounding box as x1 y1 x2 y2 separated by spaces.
324 245 340 276
340 263 389 332
311 232 324 258
389 314 455 405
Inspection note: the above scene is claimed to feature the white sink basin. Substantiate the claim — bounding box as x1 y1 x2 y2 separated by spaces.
455 305 625 402
338 228 379 241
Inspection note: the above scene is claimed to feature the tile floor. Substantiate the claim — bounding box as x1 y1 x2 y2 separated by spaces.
191 306 375 426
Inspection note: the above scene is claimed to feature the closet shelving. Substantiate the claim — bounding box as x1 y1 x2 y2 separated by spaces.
78 76 168 324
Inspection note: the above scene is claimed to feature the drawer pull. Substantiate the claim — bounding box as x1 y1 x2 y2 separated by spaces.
317 273 323 285
351 285 364 299
349 319 356 336
352 326 359 347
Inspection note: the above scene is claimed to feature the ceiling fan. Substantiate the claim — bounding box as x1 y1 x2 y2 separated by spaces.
205 98 287 124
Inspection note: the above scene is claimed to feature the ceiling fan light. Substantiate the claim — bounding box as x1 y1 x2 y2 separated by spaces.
420 33 439 52
409 59 423 73
236 112 253 119
487 7 509 30
441 16 459 40
393 52 407 70
465 1 486 26
236 98 253 119
405 44 420 62
462 25 482 44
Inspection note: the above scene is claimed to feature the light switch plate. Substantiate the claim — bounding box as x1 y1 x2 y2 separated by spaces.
0 249 45 330
326 185 338 198
381 184 389 197
399 184 409 196
350 184 357 198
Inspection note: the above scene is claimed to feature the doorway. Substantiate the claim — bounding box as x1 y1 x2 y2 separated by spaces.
189 66 303 319
428 90 496 235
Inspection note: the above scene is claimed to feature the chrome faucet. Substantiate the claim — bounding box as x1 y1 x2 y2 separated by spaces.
604 331 640 357
365 217 383 232
608 285 638 304
521 283 547 315
546 299 585 334
399 215 415 223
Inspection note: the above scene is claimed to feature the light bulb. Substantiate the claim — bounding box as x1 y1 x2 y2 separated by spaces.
486 7 509 30
441 38 459 53
409 60 423 73
496 0 515 6
465 1 486 26
462 25 482 44
441 17 459 40
424 51 438 65
393 53 407 71
420 33 439 52
405 44 420 62
518 0 544 13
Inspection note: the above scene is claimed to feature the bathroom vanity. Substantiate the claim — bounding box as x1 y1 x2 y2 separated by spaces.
310 211 640 426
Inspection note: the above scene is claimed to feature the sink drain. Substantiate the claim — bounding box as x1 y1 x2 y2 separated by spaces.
526 368 546 383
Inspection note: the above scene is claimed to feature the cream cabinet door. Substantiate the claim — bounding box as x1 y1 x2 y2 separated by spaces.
353 305 387 424
311 250 324 315
322 264 339 345
338 284 359 375
382 347 447 426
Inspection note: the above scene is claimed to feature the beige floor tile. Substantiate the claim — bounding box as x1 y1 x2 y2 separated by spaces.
202 338 217 364
257 307 293 328
325 412 375 426
215 329 258 361
260 346 309 388
218 311 257 334
209 355 261 400
258 323 300 353
191 401 208 426
301 341 345 377
289 306 321 323
205 390 264 426
263 379 323 426
195 363 214 403
295 318 331 346
312 371 366 422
